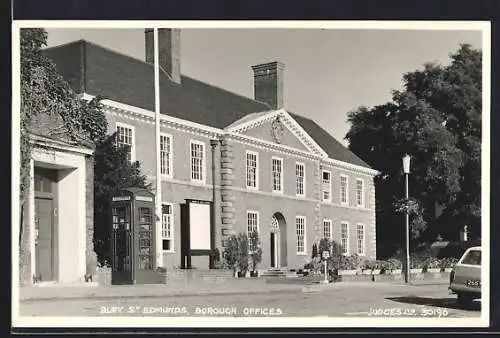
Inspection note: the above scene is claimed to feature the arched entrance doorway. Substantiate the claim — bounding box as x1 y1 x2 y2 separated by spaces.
270 212 287 268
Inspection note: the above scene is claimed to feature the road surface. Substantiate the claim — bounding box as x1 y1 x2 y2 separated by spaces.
19 282 481 318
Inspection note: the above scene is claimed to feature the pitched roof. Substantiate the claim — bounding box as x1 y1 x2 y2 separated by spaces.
43 40 372 169
288 112 370 168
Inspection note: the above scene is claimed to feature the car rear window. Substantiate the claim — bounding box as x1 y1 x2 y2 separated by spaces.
460 249 481 265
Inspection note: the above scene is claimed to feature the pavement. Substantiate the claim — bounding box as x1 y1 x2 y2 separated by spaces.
18 277 450 303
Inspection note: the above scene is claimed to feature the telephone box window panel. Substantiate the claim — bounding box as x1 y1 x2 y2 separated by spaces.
112 206 132 273
189 202 211 250
138 207 153 270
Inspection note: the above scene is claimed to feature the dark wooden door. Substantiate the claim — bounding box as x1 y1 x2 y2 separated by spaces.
35 198 54 281
270 233 276 268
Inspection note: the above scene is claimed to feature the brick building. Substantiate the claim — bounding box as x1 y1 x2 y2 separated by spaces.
44 28 379 272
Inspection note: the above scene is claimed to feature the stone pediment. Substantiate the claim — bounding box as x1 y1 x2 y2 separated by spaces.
225 110 328 157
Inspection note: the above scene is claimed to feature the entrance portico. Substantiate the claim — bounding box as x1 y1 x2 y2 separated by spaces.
27 135 93 284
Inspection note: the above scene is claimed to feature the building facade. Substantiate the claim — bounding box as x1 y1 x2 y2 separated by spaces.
44 28 379 272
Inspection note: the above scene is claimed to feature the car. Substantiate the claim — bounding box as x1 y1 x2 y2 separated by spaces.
448 246 481 306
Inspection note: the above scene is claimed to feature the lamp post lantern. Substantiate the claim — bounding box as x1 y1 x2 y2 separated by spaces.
402 154 411 284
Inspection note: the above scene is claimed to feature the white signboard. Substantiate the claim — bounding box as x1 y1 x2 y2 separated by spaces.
112 196 131 202
189 202 211 250
322 250 330 259
136 196 153 202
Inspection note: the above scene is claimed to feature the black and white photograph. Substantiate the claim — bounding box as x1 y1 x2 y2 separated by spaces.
11 21 490 328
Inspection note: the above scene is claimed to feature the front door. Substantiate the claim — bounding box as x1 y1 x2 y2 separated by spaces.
35 198 54 281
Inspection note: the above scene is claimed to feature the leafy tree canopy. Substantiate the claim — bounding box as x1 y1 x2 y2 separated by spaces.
345 44 481 258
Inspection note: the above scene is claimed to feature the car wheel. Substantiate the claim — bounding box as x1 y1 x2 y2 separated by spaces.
457 292 473 306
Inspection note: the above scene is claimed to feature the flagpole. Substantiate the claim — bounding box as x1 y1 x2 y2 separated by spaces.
154 28 163 269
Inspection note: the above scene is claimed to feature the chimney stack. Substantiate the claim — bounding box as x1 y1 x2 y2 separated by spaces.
251 61 285 110
145 28 181 84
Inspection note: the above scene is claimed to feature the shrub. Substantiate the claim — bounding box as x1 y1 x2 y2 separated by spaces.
312 243 318 259
439 257 459 269
424 257 442 269
386 258 402 270
237 233 249 275
361 259 377 270
377 260 392 274
223 235 239 274
318 238 331 256
410 256 428 269
339 254 364 270
248 230 263 273
210 248 221 268
86 250 98 276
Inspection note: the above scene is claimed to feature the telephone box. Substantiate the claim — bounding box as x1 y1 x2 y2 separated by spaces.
111 187 162 285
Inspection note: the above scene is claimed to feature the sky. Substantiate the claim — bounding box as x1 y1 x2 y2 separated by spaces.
45 26 482 146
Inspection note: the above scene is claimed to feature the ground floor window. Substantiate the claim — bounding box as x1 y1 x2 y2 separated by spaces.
356 223 365 256
341 222 349 255
247 211 259 251
296 216 306 254
323 219 332 240
162 204 174 251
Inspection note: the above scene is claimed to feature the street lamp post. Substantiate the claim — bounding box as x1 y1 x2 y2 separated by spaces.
209 139 219 269
402 154 411 284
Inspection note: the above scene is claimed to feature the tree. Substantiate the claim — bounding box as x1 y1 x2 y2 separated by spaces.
345 44 482 258
19 28 148 280
93 132 148 266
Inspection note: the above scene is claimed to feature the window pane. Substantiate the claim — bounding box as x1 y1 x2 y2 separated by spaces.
461 250 481 265
322 171 331 201
341 176 348 204
160 135 171 176
272 159 282 191
341 223 349 254
161 204 173 250
191 143 204 181
323 220 331 239
296 217 305 253
246 153 257 188
296 163 304 195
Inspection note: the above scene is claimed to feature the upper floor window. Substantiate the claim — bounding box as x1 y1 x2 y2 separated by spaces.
160 134 172 177
246 151 259 189
162 204 174 252
356 178 364 207
272 157 283 193
356 223 365 256
340 174 349 205
296 216 306 254
190 140 205 183
116 123 135 163
247 211 259 251
296 162 305 197
322 170 331 202
341 222 349 255
323 219 332 240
